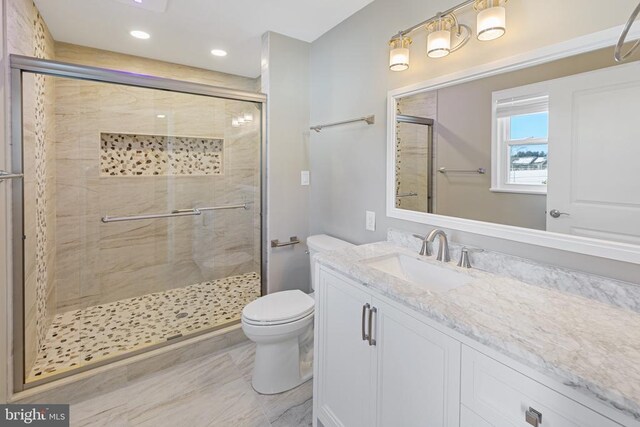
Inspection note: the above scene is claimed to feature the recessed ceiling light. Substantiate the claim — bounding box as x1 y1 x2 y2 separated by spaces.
130 30 150 40
211 49 228 57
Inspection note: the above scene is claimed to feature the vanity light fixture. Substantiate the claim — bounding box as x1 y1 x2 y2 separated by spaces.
130 30 150 40
475 0 507 41
389 33 412 71
388 0 507 71
426 14 471 58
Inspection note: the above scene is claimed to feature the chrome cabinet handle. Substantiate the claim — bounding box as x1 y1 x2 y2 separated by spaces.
368 306 377 346
361 303 370 342
549 209 569 218
525 407 542 426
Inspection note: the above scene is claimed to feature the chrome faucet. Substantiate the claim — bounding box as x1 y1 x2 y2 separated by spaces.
426 229 450 262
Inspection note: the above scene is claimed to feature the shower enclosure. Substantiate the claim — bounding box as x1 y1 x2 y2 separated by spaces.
7 55 266 390
394 92 435 214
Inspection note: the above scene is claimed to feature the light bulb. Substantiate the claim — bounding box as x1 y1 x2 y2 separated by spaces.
211 49 228 57
427 29 451 58
244 112 254 122
389 35 411 71
232 118 239 127
477 5 506 41
130 30 150 39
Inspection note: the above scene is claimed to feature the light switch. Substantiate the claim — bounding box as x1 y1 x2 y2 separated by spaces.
301 170 310 186
366 211 376 231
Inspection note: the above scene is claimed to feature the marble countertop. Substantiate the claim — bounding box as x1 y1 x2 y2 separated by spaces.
316 242 640 421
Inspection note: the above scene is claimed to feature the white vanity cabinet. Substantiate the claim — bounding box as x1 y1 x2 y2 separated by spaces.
314 265 637 427
460 346 622 427
314 267 461 427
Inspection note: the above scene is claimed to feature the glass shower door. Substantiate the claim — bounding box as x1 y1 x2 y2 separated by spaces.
16 66 263 386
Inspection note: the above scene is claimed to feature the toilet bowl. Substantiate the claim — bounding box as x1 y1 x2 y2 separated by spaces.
241 234 354 394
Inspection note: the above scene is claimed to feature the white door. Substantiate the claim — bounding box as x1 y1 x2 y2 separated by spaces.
374 298 461 427
315 268 375 427
547 61 640 244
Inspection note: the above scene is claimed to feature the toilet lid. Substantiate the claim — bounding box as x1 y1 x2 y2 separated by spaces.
242 290 314 323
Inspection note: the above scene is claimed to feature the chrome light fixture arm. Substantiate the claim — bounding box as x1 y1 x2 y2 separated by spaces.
450 23 472 53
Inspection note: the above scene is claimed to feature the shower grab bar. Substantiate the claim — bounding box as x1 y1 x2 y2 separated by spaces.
310 115 375 133
101 203 248 223
197 203 248 212
438 167 486 175
0 171 23 181
271 236 301 248
396 192 418 198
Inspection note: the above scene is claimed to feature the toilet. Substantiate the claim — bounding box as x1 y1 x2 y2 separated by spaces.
241 234 354 394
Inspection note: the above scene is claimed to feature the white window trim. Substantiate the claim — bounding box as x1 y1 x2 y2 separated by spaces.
490 83 550 195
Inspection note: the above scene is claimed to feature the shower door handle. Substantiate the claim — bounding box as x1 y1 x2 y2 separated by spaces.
0 171 23 181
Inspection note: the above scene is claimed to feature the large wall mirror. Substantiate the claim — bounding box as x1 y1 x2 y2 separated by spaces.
386 34 640 263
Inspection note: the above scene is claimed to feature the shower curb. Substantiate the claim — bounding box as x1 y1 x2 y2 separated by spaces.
10 323 247 405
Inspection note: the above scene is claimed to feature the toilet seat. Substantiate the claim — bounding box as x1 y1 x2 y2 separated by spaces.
242 290 314 326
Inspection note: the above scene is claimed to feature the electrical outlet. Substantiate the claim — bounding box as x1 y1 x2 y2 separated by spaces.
366 211 376 231
301 170 310 186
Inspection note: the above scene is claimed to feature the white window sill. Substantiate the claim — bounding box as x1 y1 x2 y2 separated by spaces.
490 187 547 195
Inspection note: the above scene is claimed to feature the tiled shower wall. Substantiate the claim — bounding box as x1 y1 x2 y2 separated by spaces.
395 92 437 213
7 0 57 373
54 43 261 312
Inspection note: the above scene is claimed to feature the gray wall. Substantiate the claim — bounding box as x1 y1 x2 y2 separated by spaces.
309 0 640 284
434 46 622 230
262 32 312 293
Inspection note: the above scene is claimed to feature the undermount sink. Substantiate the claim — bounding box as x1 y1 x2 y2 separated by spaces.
362 253 472 293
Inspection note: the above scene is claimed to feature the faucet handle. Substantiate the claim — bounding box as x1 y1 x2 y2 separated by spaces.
412 234 432 257
457 246 484 268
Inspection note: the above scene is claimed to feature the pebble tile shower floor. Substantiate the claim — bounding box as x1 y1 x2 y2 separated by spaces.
28 272 261 382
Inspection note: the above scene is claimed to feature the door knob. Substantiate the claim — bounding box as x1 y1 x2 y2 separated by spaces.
549 209 569 218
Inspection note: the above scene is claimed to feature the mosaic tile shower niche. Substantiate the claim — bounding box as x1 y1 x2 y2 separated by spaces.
20 66 262 384
100 133 224 177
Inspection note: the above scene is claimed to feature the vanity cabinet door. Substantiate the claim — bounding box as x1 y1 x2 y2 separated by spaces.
461 345 623 427
315 268 376 427
373 298 461 427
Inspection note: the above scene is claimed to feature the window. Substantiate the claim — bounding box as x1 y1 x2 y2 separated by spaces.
491 90 549 194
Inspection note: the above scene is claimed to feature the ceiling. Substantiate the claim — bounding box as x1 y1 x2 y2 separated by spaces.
34 0 374 78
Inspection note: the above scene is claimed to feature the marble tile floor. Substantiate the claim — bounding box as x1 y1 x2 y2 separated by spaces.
70 341 313 427
28 273 261 383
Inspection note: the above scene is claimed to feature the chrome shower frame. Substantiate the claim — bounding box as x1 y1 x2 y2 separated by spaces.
8 54 268 392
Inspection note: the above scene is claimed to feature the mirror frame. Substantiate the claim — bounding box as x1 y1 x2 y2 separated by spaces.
386 24 640 264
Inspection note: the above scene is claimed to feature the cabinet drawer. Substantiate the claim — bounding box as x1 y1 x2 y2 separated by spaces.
461 345 621 427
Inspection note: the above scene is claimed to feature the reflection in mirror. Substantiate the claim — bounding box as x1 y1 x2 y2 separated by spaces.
390 45 640 245
395 93 435 213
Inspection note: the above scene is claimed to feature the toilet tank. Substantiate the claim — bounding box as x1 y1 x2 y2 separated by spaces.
307 234 354 291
